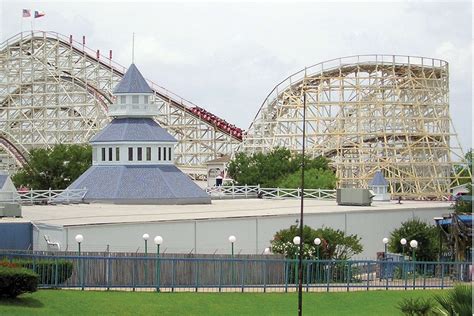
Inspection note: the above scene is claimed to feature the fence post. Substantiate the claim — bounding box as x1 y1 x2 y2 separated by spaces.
346 262 350 292
263 260 267 293
132 256 136 292
218 260 222 292
195 260 199 292
171 259 175 292
306 262 310 292
326 263 330 292
423 263 427 290
440 262 444 289
54 257 58 288
284 260 288 293
366 262 370 291
241 261 245 293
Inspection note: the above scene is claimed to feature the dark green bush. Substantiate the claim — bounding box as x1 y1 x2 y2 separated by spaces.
0 266 38 298
397 297 436 316
1 259 73 285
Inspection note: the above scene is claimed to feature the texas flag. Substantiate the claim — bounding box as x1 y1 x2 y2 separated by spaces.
34 11 45 18
22 9 31 17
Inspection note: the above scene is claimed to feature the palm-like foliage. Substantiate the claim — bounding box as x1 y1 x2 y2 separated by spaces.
434 284 472 316
397 297 436 316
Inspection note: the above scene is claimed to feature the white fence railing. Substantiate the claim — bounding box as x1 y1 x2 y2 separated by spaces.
0 189 87 205
205 185 336 200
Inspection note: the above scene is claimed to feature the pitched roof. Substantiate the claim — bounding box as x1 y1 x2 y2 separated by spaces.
0 174 7 188
114 64 154 94
67 165 211 204
90 118 177 143
369 170 388 186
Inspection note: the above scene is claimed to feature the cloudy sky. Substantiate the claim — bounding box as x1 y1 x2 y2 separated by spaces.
1 0 472 151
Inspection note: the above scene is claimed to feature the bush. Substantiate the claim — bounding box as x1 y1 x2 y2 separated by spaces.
271 225 363 260
0 266 38 298
397 297 436 316
1 259 73 285
388 218 440 261
434 283 472 316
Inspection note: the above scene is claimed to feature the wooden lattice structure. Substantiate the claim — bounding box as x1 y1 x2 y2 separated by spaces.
0 31 242 179
243 55 470 199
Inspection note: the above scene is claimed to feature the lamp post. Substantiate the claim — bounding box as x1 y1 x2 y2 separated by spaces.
293 236 301 287
143 233 150 284
410 240 418 262
295 83 308 316
400 238 407 280
400 238 407 256
382 237 389 259
314 238 321 283
410 239 418 289
229 235 236 285
314 238 321 259
75 234 84 290
154 235 163 292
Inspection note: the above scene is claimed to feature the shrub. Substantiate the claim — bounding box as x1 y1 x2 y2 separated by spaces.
1 259 73 285
434 283 472 316
0 266 38 298
397 297 436 316
271 225 363 260
388 218 440 261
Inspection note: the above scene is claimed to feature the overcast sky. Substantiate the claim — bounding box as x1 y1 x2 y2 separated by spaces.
1 0 472 151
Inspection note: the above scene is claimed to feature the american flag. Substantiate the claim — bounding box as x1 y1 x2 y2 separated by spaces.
22 9 31 17
34 11 45 18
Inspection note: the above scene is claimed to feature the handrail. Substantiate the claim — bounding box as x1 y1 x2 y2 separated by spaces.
0 188 87 204
206 185 336 200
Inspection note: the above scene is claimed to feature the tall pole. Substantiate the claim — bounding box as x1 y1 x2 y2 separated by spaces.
298 85 306 316
156 244 160 292
231 241 234 285
144 239 148 283
78 242 83 291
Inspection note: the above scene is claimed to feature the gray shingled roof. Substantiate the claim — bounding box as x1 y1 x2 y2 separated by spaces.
114 64 154 94
67 165 211 205
0 175 7 188
90 118 177 143
369 170 388 186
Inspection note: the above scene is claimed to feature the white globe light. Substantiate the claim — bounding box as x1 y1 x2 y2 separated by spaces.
264 247 271 254
75 234 84 243
409 240 418 248
293 236 301 245
228 235 236 243
314 238 321 246
400 238 407 245
154 236 163 245
142 233 150 241
382 237 389 244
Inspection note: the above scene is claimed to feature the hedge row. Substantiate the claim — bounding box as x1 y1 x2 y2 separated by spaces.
0 266 38 298
1 259 73 285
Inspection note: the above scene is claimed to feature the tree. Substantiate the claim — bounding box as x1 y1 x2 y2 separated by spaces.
278 168 337 189
388 218 440 261
270 225 363 260
453 149 473 185
227 147 336 189
12 144 92 190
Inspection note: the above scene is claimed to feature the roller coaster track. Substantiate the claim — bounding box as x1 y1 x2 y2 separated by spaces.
0 31 243 174
244 55 470 199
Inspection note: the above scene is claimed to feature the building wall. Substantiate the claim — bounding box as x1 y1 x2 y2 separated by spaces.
0 223 32 250
32 206 447 259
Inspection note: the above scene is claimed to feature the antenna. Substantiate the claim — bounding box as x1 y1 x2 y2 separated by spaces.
132 32 135 63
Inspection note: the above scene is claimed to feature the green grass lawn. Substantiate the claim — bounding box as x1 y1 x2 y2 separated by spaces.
0 289 443 315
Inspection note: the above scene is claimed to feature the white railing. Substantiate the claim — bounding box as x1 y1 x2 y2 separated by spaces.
206 185 336 200
0 189 87 205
